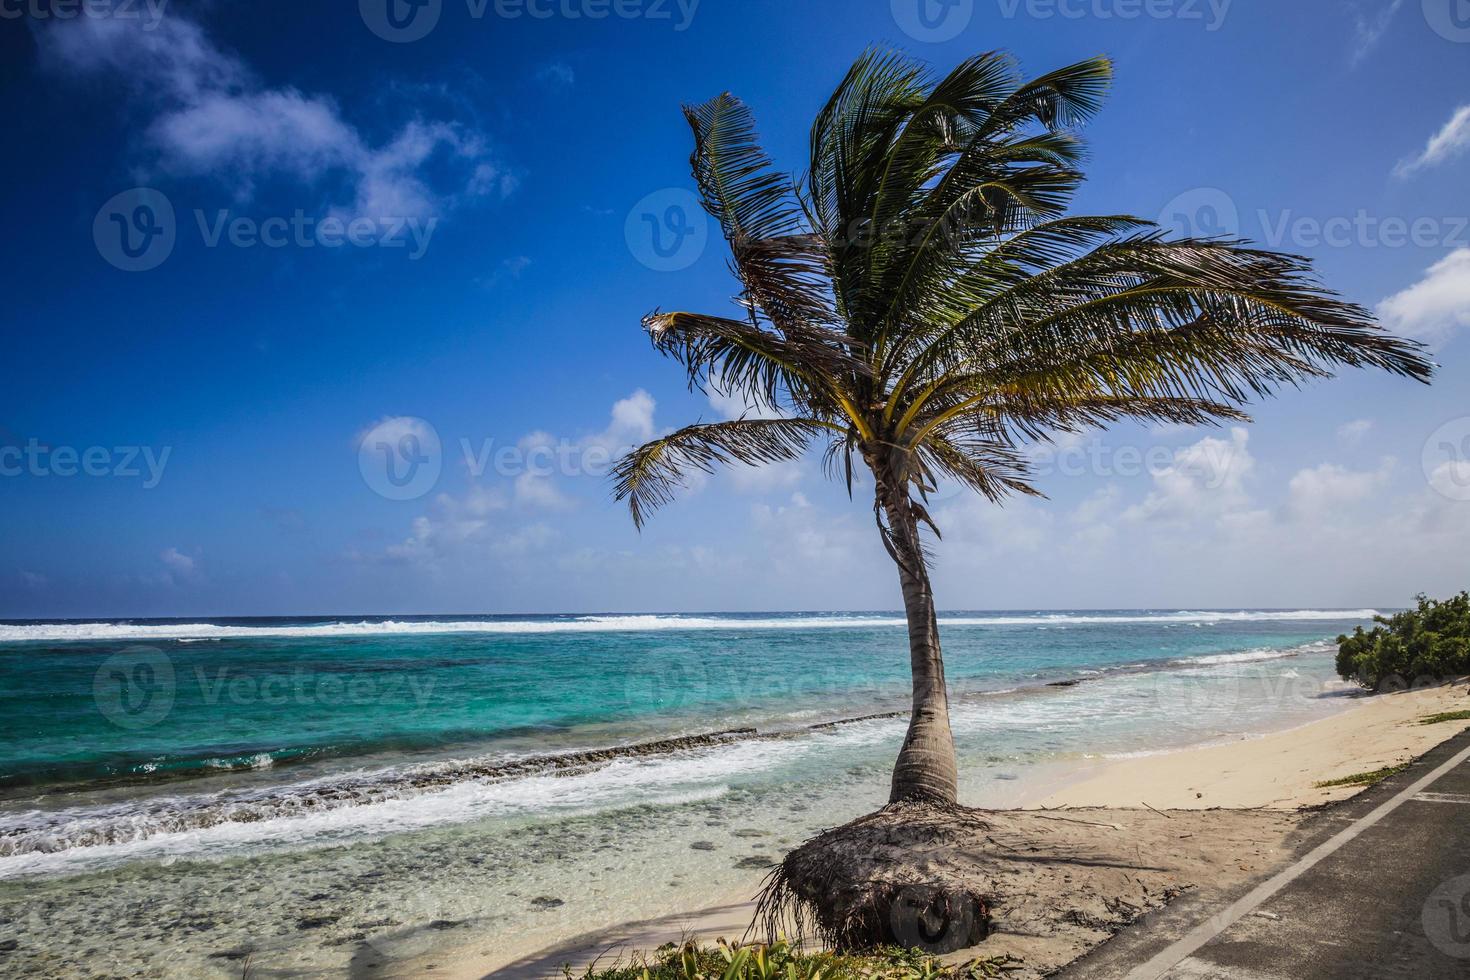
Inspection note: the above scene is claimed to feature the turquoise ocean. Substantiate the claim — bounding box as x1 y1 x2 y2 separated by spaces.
0 610 1378 975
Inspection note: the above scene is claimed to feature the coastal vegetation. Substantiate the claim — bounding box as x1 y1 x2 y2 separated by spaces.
612 46 1433 948
1336 592 1470 691
572 940 1022 979
1313 763 1412 789
1420 710 1470 725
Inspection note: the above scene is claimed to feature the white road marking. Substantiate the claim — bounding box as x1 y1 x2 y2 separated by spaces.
1412 791 1470 804
1123 740 1470 980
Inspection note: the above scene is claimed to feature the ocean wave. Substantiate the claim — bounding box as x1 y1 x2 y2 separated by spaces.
1172 639 1336 668
0 610 1381 642
0 733 808 878
0 729 780 865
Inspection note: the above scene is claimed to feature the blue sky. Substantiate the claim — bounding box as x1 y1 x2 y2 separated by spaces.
2 0 1469 617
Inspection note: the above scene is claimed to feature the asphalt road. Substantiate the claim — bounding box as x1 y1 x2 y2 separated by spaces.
1060 725 1470 980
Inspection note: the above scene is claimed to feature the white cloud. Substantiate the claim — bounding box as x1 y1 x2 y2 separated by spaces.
702 372 811 493
1337 419 1374 446
937 494 1056 556
1394 104 1470 178
38 14 243 102
512 431 577 510
1350 0 1404 64
1377 249 1470 346
380 487 513 565
706 372 785 421
482 255 532 289
750 494 866 568
1287 459 1394 518
604 390 657 446
39 12 509 219
159 547 197 579
355 415 434 451
1427 460 1470 502
536 61 575 88
1123 428 1254 523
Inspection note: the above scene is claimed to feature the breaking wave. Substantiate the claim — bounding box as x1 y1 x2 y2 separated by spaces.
0 610 1382 643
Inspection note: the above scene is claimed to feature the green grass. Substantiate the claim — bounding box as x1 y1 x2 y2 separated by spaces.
569 940 1023 980
1313 763 1412 789
1419 710 1470 725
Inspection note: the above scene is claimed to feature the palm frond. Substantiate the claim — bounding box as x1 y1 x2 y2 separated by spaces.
643 310 867 417
612 418 831 528
684 94 833 330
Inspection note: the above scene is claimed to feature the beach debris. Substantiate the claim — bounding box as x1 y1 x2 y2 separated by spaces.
1250 910 1281 921
295 915 339 930
1033 815 1123 831
205 947 251 961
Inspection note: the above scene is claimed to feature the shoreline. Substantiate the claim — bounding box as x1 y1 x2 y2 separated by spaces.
432 681 1470 980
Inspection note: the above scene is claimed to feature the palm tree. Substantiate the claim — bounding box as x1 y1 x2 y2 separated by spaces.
612 49 1432 807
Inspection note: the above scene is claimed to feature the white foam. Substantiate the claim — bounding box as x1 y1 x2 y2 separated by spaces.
1174 649 1299 666
0 610 1382 643
0 738 808 877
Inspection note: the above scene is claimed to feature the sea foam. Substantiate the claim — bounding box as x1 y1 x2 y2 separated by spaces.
0 610 1382 643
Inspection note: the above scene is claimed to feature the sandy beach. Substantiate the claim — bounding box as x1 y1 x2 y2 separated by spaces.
427 681 1470 980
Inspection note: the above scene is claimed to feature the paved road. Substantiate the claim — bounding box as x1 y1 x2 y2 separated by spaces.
1061 726 1470 979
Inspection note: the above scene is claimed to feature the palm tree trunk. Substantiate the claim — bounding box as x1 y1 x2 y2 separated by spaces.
876 476 959 806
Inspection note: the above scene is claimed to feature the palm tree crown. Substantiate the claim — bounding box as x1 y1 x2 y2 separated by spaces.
612 48 1432 804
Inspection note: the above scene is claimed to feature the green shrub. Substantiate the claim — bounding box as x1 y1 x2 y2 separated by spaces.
1335 592 1470 691
571 940 1022 980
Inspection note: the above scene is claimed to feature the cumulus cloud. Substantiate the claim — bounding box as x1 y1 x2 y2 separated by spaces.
1124 428 1254 523
1377 249 1470 346
1287 459 1394 518
1427 460 1470 502
355 415 435 451
158 547 198 582
380 486 513 565
1394 104 1470 178
37 12 510 218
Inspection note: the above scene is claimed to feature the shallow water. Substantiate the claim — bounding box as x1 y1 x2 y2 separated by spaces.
0 610 1374 975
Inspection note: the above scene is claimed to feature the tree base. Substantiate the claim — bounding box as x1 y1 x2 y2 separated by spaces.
754 802 992 953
